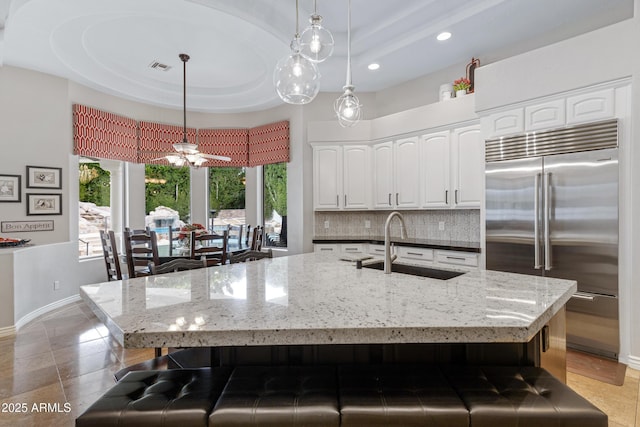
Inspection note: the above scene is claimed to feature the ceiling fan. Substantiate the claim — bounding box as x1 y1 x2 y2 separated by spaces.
156 53 231 167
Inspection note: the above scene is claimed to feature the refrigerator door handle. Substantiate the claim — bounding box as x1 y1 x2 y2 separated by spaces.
544 172 552 270
534 173 542 269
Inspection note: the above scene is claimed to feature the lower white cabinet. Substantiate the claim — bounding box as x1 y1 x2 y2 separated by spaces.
436 250 479 269
396 246 434 263
314 244 339 253
314 243 365 254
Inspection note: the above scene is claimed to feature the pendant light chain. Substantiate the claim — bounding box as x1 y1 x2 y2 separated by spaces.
346 0 351 87
181 53 189 143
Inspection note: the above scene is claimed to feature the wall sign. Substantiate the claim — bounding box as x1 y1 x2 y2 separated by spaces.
1 220 54 233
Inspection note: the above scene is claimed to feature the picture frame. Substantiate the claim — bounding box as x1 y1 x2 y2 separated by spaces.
26 193 62 216
26 165 62 189
0 174 21 202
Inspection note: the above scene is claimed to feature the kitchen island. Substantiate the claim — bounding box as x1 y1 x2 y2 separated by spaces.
80 252 576 379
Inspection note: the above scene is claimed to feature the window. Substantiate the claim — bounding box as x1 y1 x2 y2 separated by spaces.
78 160 111 257
145 165 190 253
209 167 246 233
263 162 287 248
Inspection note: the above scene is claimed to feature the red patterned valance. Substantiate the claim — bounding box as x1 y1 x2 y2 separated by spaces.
248 120 290 167
73 105 138 162
138 121 197 165
198 128 249 167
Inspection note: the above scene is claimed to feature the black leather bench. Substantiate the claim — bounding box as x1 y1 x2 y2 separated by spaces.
76 367 231 427
77 365 607 427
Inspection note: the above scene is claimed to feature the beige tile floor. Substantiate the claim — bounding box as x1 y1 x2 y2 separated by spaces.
0 300 637 426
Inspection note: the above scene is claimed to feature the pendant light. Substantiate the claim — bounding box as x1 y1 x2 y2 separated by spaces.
163 54 230 168
334 0 362 127
273 0 321 105
299 0 334 63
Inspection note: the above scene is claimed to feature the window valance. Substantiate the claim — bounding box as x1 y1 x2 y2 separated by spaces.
72 104 289 167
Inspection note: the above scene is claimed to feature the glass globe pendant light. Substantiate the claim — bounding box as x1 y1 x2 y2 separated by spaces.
274 0 320 105
299 0 334 63
334 0 362 127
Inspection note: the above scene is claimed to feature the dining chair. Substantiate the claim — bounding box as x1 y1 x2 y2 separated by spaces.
123 229 160 278
228 224 244 246
191 229 228 266
148 258 207 275
229 248 273 264
251 225 264 251
245 225 252 247
99 230 122 281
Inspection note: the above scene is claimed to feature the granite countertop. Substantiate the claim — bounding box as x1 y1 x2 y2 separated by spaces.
80 252 575 349
313 236 481 253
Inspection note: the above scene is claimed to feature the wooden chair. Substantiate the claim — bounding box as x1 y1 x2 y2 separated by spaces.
148 258 207 275
245 225 252 246
123 229 159 278
100 230 122 281
228 224 244 247
191 230 228 266
251 225 264 251
229 248 273 264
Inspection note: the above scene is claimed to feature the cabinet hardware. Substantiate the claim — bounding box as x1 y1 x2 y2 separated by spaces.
320 248 333 251
336 195 339 207
407 252 424 256
388 193 392 206
445 190 448 204
541 325 550 352
344 194 347 206
344 248 358 252
455 190 458 204
534 173 542 269
396 193 399 205
446 256 466 261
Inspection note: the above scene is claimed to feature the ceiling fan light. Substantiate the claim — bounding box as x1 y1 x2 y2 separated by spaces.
173 142 198 154
300 15 334 63
273 51 320 105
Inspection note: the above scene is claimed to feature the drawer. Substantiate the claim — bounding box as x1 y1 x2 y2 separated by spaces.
368 244 387 256
341 243 365 254
397 246 434 261
436 250 478 267
314 244 338 253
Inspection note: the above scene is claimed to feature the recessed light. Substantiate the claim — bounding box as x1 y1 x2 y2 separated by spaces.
437 32 451 41
368 63 380 71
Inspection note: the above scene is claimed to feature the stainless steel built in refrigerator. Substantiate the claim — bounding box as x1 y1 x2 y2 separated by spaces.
485 119 619 359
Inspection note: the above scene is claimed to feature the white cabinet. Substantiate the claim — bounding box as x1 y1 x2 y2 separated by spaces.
420 131 450 208
372 138 420 209
566 88 614 125
525 99 565 131
436 250 479 269
314 243 339 253
372 142 394 208
451 125 483 208
397 246 434 264
484 108 524 137
313 145 370 210
367 244 387 257
314 243 365 254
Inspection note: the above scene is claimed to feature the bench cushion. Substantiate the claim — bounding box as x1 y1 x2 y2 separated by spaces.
338 365 469 427
209 365 340 426
443 366 608 427
76 368 231 427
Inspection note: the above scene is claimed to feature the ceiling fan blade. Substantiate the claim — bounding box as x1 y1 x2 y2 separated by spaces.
200 154 232 162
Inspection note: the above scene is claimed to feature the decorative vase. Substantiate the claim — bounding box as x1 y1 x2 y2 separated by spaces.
456 89 467 98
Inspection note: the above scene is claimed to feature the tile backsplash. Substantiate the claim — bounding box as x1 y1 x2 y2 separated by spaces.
314 210 480 243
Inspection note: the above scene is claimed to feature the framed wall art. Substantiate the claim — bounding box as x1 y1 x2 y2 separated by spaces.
0 174 21 202
26 165 62 189
26 193 62 216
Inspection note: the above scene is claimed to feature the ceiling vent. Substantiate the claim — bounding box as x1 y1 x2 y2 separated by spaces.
149 61 172 71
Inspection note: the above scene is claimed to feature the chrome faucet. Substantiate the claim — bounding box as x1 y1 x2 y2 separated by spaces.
384 211 407 274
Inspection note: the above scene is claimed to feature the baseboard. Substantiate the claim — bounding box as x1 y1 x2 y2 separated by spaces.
627 355 640 371
15 294 81 330
0 325 16 338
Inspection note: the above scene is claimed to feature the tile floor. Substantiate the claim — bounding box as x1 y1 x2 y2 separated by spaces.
0 300 637 426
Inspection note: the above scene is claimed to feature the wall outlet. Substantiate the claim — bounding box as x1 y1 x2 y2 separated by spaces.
364 220 371 229
53 280 60 290
438 221 445 231
324 220 330 229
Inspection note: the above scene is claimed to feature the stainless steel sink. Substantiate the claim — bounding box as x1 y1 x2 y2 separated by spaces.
361 261 465 280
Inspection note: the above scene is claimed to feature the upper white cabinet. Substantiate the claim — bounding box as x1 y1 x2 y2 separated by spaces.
394 137 421 208
484 108 524 137
372 142 394 209
313 144 370 210
371 138 420 209
420 131 450 208
525 99 565 131
566 88 614 125
451 125 483 208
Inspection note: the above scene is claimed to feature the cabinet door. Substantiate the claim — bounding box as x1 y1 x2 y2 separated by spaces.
394 137 420 208
420 131 450 208
484 108 524 137
313 146 342 210
343 145 371 209
525 99 565 131
566 88 614 125
372 142 394 209
452 125 482 208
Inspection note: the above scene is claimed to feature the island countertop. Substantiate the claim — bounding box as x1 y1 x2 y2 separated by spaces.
80 252 576 349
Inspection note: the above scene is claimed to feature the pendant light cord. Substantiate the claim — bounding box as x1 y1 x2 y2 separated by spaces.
345 0 351 86
179 53 189 143
295 0 300 38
